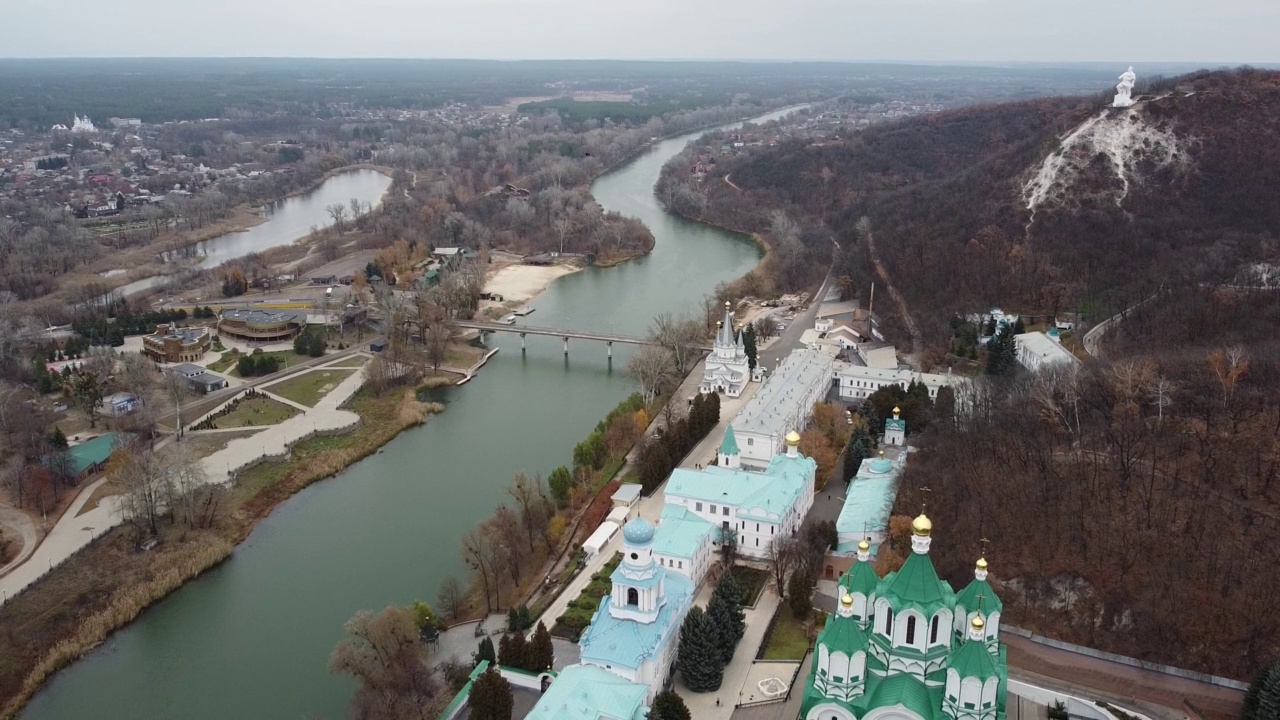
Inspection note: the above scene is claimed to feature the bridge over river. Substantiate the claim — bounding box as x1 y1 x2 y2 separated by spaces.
455 319 712 356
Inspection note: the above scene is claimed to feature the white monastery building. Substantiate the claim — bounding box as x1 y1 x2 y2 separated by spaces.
1014 330 1078 372
732 345 838 468
700 301 752 397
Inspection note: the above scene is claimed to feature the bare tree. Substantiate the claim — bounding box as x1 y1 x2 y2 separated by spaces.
329 605 444 720
163 443 210 529
1149 375 1177 429
326 203 348 232
647 312 705 376
436 576 466 621
627 345 676 404
461 526 500 613
115 443 171 538
507 472 551 552
766 536 801 599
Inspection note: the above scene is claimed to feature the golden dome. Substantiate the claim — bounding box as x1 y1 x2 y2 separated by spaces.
858 539 870 553
840 593 853 607
911 512 932 537
976 557 988 570
893 406 901 414
785 430 801 446
725 300 732 309
878 449 885 458
971 614 985 631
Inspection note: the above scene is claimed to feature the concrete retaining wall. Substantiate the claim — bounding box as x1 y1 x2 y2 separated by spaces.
1004 625 1248 691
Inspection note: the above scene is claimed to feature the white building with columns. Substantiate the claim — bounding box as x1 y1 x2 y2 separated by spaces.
700 301 752 398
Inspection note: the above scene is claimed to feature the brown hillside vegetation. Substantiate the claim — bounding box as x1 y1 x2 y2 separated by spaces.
680 68 1280 348
894 287 1280 680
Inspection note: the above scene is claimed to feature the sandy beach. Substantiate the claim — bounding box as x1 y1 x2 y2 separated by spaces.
484 262 580 303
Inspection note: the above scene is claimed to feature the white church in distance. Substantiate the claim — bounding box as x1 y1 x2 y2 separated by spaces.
699 301 751 397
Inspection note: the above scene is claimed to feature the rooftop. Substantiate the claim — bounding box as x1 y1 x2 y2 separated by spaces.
665 452 815 522
652 505 715 559
1015 331 1078 365
524 664 647 720
66 432 125 475
578 571 693 671
220 308 308 326
733 347 838 437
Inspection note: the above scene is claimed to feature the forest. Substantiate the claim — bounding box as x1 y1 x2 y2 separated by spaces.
669 68 1280 351
891 286 1280 680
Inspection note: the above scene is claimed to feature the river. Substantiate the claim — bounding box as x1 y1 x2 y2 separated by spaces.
23 107 799 720
115 168 392 297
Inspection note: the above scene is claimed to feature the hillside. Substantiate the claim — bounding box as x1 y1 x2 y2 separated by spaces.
681 68 1280 348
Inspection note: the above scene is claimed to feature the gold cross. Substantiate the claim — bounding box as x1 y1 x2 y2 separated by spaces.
976 592 986 613
980 537 990 556
919 486 932 513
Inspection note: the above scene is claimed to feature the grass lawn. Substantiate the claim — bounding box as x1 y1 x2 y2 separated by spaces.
205 351 238 374
761 605 814 660
212 395 299 428
325 357 368 369
443 343 483 369
729 565 770 606
210 350 311 378
181 429 264 455
264 369 355 407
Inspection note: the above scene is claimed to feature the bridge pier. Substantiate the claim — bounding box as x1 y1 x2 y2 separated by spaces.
607 341 612 359
520 333 526 353
563 337 569 355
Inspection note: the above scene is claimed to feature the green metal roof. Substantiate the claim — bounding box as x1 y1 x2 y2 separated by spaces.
836 470 896 543
818 612 870 653
956 576 1003 614
865 673 940 720
719 426 739 456
948 639 1000 681
653 505 714 559
840 558 881 597
666 453 814 523
879 551 955 614
66 432 123 476
525 661 648 720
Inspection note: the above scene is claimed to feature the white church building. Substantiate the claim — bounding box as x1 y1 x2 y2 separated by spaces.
699 301 752 398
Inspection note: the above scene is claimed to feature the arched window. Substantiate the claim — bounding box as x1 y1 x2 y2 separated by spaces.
906 615 917 645
884 608 894 636
930 615 940 644
627 588 639 606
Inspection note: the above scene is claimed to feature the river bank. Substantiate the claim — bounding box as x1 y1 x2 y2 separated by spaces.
0 385 441 718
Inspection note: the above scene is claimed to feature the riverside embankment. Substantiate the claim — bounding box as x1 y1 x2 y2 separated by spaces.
21 106 802 720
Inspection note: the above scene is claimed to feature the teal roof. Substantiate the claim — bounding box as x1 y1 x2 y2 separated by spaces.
665 453 814 523
610 563 662 589
956 575 1003 614
525 664 648 720
879 551 955 614
652 505 714 559
836 470 896 545
869 456 893 473
865 673 940 720
719 426 739 456
948 638 1000 681
579 571 694 670
840 558 881 597
884 418 907 431
66 432 123 476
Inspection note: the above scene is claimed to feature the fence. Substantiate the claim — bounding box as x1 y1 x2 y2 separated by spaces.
1004 625 1248 691
736 651 809 709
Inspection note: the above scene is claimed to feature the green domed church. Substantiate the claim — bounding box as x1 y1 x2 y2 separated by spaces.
800 513 1008 720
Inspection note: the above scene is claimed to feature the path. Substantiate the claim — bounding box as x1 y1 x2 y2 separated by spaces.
0 357 369 607
1082 290 1162 359
678 584 782 719
724 174 744 192
863 227 923 364
0 505 38 577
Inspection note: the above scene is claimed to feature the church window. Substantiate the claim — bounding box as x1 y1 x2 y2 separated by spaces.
747 438 753 446
884 609 893 636
723 507 729 516
756 523 760 532
627 588 638 606
696 502 703 511
755 538 759 547
678 561 683 568
930 615 939 644
906 615 917 644
771 525 775 534
710 504 717 514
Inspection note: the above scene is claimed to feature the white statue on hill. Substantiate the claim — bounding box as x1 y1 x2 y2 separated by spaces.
1113 66 1137 108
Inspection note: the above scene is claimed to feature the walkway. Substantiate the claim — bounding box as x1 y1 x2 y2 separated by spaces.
0 356 369 606
677 583 783 719
0 505 38 577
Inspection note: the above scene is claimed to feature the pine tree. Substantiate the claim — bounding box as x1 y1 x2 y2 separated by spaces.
842 428 870 482
476 636 496 666
527 621 555 672
707 574 746 663
985 323 1019 376
517 604 533 631
499 632 528 668
468 667 514 720
788 570 815 620
649 689 693 720
676 607 724 692
1243 664 1268 720
742 324 758 372
1257 663 1280 720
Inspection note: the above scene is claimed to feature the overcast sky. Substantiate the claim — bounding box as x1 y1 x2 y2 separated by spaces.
6 0 1278 63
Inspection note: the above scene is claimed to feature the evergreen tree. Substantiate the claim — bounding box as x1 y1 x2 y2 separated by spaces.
842 428 870 482
1256 663 1280 720
649 690 693 720
707 574 746 663
1243 664 1268 720
788 570 815 620
468 667 514 720
476 636 496 666
527 621 555 672
985 323 1019 376
548 466 573 508
46 426 68 450
507 607 521 631
742 324 758 372
517 604 533 631
497 632 527 669
676 607 724 692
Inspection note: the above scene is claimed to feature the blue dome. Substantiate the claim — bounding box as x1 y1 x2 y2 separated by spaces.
622 518 655 545
870 457 893 474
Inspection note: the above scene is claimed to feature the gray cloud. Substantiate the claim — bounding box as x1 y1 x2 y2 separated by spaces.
5 0 1277 62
